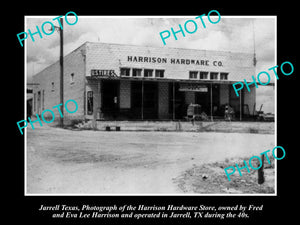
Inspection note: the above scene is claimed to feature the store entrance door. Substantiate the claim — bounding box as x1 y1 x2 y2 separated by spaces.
143 81 158 119
195 84 220 116
131 81 158 119
102 80 119 119
195 89 210 114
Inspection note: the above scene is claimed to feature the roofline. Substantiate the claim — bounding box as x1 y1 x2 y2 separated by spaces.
31 42 88 79
31 41 255 79
85 41 254 56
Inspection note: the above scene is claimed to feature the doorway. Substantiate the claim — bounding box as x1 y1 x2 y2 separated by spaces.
195 84 220 116
37 91 41 115
195 85 210 114
169 82 185 119
229 84 244 117
131 81 158 119
102 80 119 119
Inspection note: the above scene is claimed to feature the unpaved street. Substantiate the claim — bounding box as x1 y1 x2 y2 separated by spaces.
26 125 275 194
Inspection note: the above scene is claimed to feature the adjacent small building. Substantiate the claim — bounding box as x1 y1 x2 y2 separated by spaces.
31 42 257 123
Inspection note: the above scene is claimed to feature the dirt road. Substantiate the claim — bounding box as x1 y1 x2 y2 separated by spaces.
26 125 275 194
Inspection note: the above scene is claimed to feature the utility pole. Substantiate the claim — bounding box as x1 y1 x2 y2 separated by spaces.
49 19 64 127
252 19 257 67
59 18 64 127
258 154 265 184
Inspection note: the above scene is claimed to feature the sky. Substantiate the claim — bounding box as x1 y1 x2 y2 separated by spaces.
25 15 276 113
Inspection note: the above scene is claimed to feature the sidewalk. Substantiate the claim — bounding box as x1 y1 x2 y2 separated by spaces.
75 120 274 134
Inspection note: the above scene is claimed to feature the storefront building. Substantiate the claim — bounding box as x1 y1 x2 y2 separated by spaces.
31 42 256 122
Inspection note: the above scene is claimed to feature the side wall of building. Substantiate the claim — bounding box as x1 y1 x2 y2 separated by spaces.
32 45 86 124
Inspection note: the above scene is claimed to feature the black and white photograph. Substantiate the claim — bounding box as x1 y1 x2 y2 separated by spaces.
14 6 298 224
25 15 276 195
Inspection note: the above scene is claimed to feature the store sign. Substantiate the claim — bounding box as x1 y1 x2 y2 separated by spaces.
127 56 223 67
91 70 118 78
179 83 208 92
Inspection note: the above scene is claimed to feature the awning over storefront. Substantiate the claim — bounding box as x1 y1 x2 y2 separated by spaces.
87 75 239 84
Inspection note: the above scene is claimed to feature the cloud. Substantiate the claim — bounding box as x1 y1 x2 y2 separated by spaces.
27 55 39 63
256 86 275 113
26 16 276 81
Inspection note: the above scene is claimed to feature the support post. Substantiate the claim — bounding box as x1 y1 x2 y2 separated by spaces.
173 82 175 120
258 154 265 184
141 80 144 120
210 83 213 121
239 88 242 121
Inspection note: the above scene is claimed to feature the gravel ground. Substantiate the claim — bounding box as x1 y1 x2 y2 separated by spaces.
174 157 275 194
26 124 275 194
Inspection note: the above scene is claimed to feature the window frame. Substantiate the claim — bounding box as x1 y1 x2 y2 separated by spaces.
155 69 165 78
210 72 219 80
189 71 198 79
120 68 131 77
51 82 55 92
132 68 142 77
199 71 209 80
144 69 153 78
220 72 229 80
70 73 75 84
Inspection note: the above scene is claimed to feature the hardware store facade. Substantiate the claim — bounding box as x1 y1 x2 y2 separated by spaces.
31 42 256 122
